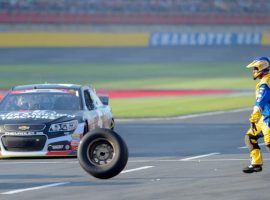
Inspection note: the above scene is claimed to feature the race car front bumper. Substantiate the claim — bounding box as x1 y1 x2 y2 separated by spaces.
0 123 84 158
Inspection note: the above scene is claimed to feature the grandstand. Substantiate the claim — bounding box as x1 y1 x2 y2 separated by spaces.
0 0 269 24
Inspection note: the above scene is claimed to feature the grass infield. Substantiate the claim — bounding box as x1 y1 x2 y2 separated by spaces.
111 94 254 118
0 62 255 117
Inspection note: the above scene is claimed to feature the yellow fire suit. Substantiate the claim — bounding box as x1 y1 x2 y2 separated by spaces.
246 74 270 165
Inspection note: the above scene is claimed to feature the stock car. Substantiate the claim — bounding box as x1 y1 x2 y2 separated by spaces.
0 84 116 158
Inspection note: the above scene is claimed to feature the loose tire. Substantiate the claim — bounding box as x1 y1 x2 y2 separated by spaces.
78 128 128 179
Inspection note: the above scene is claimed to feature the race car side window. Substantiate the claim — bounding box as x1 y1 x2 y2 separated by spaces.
84 90 94 110
89 90 103 108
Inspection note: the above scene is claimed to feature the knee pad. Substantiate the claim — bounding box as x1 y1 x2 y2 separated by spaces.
245 135 260 151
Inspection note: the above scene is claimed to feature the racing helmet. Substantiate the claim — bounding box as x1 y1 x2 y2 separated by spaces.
246 57 270 80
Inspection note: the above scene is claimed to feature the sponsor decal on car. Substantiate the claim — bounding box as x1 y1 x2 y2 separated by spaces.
0 111 75 120
4 131 44 136
48 144 64 150
18 125 30 131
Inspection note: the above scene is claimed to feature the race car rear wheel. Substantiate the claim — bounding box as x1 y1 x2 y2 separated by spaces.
78 128 128 179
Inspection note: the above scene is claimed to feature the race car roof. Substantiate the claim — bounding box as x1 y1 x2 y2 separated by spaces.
12 84 82 91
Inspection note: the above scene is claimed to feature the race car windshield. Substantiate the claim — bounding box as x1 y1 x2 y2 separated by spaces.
0 92 82 111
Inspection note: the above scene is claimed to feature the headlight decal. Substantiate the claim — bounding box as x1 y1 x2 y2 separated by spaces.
49 120 78 132
73 123 85 134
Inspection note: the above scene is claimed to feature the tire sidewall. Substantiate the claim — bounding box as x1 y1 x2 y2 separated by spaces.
78 128 128 179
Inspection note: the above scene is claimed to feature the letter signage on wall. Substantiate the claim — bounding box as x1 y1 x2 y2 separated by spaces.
150 32 262 46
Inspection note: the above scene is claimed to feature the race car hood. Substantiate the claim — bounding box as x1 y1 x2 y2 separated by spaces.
0 110 82 124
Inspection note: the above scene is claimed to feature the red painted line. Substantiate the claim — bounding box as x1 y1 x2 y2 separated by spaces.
98 89 233 99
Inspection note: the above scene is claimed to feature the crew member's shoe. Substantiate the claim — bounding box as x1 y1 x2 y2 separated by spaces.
242 165 262 173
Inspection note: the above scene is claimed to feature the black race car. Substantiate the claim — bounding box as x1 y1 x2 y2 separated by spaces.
0 84 128 179
0 83 115 157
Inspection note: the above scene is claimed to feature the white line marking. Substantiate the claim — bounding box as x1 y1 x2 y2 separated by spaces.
192 158 269 161
1 182 70 195
121 166 154 174
180 153 220 161
195 158 270 161
117 108 251 122
238 143 265 149
128 158 270 162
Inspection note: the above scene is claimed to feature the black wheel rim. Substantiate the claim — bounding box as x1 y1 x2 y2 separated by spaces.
87 138 115 166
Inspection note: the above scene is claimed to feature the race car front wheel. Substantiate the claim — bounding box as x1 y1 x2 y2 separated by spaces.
78 128 128 179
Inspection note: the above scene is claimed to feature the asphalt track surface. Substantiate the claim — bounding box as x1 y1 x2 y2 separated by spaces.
0 46 270 199
0 46 270 64
1 108 270 200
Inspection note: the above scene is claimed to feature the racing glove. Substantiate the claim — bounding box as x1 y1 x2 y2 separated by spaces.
249 106 261 124
249 106 261 133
